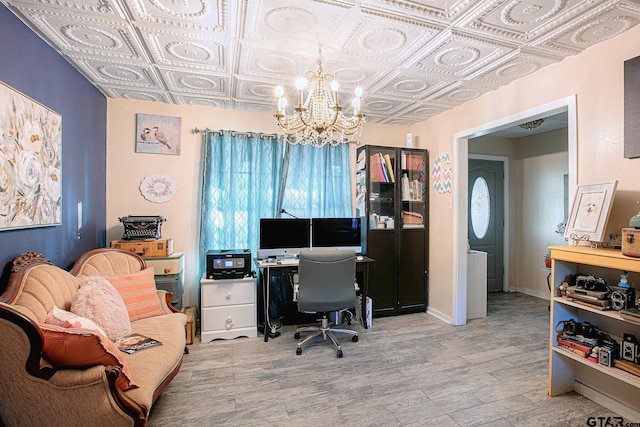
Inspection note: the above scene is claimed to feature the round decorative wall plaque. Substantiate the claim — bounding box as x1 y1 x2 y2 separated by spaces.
139 173 177 203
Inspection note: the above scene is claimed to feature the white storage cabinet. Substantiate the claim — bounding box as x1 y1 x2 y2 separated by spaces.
200 275 257 342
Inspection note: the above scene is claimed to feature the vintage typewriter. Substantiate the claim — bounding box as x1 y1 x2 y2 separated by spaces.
119 216 165 240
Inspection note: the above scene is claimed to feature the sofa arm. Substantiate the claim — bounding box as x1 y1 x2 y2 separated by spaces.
156 289 180 314
0 305 144 426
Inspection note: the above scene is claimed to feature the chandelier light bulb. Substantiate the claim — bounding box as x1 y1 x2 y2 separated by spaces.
275 85 284 97
354 86 363 97
295 78 307 91
330 80 339 92
278 97 287 111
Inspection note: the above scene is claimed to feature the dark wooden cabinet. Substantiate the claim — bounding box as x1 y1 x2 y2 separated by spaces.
355 145 428 317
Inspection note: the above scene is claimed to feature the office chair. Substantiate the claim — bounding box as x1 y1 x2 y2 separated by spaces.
294 249 358 358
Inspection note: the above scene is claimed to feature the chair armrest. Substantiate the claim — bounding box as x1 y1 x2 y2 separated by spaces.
156 289 180 313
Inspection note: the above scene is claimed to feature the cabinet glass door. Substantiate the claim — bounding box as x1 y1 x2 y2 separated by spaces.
399 149 426 229
366 147 396 230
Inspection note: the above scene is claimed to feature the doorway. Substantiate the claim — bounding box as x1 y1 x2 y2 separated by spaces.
451 95 577 326
468 157 505 293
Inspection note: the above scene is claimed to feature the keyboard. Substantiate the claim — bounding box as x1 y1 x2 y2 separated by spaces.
277 258 298 265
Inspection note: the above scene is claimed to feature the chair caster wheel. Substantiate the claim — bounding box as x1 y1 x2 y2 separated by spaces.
337 350 343 358
296 348 302 355
294 332 300 339
352 335 358 342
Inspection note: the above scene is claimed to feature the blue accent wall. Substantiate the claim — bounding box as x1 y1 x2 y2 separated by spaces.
0 4 107 286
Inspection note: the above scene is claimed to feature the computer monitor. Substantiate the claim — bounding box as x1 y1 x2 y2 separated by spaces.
311 217 362 253
258 218 311 258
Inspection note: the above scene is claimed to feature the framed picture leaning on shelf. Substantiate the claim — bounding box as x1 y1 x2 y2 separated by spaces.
564 180 617 246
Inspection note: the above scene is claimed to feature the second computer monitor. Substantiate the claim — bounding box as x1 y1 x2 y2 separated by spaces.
311 217 362 253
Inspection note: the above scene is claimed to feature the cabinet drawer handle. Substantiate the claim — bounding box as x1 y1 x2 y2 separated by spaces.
225 316 234 330
226 292 232 299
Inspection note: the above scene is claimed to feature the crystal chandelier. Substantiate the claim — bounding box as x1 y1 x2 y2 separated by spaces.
274 47 364 147
518 118 546 131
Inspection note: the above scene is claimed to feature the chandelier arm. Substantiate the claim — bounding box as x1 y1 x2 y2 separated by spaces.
274 47 364 146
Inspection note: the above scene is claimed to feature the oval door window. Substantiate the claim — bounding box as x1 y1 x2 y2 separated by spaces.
470 177 490 239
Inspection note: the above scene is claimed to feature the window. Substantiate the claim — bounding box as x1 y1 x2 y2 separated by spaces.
199 131 351 273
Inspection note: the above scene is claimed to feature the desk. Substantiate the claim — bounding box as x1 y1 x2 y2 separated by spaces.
255 256 374 342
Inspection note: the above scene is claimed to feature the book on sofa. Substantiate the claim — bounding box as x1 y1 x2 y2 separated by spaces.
115 333 162 354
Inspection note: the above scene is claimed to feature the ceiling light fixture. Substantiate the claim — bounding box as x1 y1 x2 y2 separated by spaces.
518 118 546 131
274 46 364 147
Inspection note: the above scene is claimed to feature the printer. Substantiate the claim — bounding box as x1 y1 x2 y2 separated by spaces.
206 249 252 280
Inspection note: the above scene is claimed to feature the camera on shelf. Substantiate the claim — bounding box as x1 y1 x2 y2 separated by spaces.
556 319 602 347
610 286 636 311
621 333 639 363
575 275 608 292
599 334 619 367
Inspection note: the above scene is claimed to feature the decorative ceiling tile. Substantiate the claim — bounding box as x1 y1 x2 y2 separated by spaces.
241 0 350 50
3 0 639 125
172 94 229 109
461 0 604 42
9 0 128 19
469 48 563 84
369 69 455 101
339 6 443 64
158 68 229 97
533 1 640 55
233 76 282 103
393 102 450 122
362 95 413 117
7 8 142 59
407 30 516 78
141 28 229 71
100 86 172 103
67 56 160 87
361 0 481 23
127 0 228 32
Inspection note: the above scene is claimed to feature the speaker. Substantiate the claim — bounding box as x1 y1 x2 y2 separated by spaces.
406 133 414 147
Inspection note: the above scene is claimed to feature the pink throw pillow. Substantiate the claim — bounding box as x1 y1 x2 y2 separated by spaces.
46 306 107 337
39 324 137 391
106 268 164 322
71 276 132 341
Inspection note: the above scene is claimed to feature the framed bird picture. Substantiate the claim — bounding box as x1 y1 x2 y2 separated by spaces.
135 113 182 155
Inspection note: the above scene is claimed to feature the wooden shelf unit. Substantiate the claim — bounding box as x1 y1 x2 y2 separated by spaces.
549 245 640 420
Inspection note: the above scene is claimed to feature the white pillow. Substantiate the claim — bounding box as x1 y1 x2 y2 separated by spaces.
45 306 107 336
71 276 132 341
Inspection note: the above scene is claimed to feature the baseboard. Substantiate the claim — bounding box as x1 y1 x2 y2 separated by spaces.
574 382 640 421
512 287 550 301
427 306 452 324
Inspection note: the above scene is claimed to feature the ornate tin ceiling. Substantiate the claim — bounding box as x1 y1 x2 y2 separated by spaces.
3 0 639 125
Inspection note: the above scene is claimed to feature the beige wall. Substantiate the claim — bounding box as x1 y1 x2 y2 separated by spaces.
470 129 568 299
107 23 640 319
106 100 408 306
411 24 640 319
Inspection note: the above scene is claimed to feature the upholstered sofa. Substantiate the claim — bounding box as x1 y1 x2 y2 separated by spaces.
0 248 187 427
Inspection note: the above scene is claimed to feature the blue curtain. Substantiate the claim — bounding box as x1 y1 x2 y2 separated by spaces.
282 142 352 218
199 130 285 274
199 130 352 276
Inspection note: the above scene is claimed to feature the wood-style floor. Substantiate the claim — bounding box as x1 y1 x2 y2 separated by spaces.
149 292 618 426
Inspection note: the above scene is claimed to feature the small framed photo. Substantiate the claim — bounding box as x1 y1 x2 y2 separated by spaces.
565 180 618 245
135 113 181 155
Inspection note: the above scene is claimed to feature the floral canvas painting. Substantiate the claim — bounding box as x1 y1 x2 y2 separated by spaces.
135 113 181 155
0 81 62 230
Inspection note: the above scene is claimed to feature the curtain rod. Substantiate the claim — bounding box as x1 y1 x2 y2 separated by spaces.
192 128 281 138
192 127 361 144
